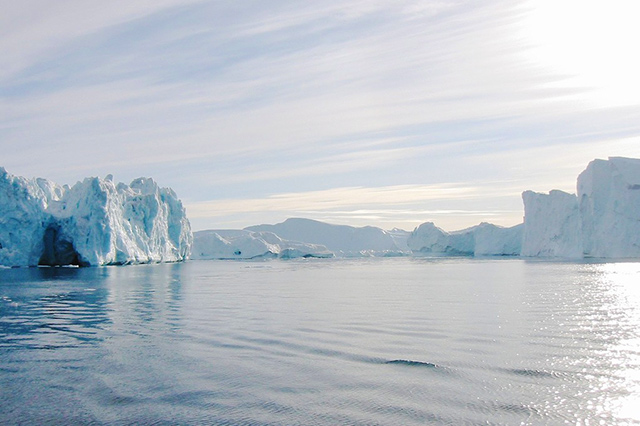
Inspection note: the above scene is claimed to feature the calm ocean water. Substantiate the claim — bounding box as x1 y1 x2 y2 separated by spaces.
1 258 640 425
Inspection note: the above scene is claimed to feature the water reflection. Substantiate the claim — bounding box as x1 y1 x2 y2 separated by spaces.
104 263 186 336
0 263 187 351
0 267 111 351
2 259 640 425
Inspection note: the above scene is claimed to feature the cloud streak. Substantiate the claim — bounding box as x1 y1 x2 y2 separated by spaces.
2 0 640 230
186 182 525 231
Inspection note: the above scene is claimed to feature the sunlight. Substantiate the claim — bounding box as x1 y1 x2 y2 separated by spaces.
598 263 640 423
520 0 640 107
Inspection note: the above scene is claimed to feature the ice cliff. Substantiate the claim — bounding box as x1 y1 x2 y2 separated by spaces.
521 157 640 258
407 222 522 256
520 190 582 258
191 229 333 260
578 157 640 258
0 168 192 267
245 218 409 257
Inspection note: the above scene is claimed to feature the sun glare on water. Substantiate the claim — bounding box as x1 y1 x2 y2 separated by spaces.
598 263 640 423
520 0 640 108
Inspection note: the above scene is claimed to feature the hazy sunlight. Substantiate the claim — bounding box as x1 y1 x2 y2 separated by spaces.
521 0 640 107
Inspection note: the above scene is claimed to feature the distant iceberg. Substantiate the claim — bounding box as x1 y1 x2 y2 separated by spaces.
191 229 333 260
522 157 640 258
0 168 192 267
407 222 522 256
245 218 410 257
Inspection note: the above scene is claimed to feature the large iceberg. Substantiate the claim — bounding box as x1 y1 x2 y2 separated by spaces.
407 222 522 256
578 157 640 258
0 168 192 267
191 229 333 260
245 218 409 257
521 157 640 258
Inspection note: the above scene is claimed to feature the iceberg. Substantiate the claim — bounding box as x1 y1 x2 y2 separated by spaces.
191 229 333 260
407 222 465 255
578 157 640 258
0 168 192 267
407 222 522 256
473 222 523 256
245 218 409 257
521 190 582 258
521 157 640 258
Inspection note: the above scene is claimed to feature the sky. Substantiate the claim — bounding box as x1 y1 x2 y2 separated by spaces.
2 0 640 232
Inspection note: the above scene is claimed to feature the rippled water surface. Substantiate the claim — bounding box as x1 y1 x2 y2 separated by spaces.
2 258 640 425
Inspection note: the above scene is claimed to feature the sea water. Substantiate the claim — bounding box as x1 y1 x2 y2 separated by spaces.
1 258 640 425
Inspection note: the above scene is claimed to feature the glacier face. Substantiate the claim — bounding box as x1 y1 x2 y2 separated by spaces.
407 222 522 256
0 168 192 267
191 229 333 260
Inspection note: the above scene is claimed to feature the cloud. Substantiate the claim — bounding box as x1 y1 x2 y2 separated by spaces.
0 0 201 81
2 0 640 230
185 182 526 231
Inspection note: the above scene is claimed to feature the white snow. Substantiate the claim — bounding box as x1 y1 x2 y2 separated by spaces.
521 190 583 258
245 218 409 257
0 168 192 267
191 229 333 260
407 221 522 256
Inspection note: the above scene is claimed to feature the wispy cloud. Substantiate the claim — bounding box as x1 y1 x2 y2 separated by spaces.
2 0 639 230
186 182 525 231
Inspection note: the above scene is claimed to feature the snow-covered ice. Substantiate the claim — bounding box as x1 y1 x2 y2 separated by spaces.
191 229 333 260
0 168 192 267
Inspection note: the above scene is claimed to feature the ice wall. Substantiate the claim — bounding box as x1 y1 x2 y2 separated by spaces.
0 168 51 266
521 190 583 258
474 222 523 256
578 157 640 258
521 157 640 258
0 169 192 267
